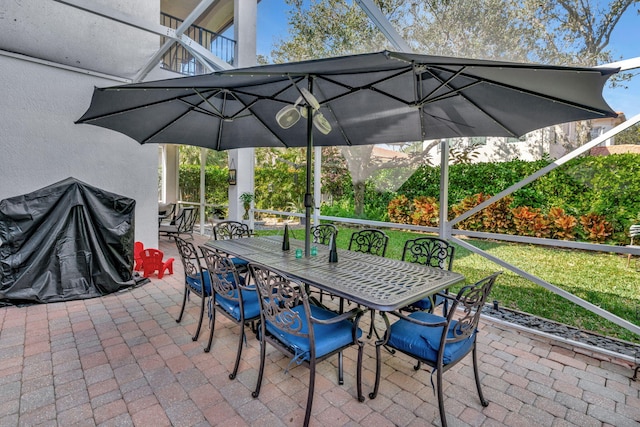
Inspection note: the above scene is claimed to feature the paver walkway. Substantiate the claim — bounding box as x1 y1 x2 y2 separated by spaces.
0 235 638 426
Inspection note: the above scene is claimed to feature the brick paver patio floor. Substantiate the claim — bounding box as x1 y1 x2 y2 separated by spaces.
1 235 638 426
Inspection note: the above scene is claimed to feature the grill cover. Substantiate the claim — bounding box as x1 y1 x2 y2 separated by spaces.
0 177 135 303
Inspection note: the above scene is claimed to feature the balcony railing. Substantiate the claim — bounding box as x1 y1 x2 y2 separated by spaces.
160 12 235 75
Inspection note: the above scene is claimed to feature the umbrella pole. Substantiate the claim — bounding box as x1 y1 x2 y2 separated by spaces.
304 84 314 258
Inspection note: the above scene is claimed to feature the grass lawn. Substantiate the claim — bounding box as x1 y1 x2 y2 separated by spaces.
256 225 640 344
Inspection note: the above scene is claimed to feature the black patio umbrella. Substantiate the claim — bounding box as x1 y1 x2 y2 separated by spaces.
77 50 618 255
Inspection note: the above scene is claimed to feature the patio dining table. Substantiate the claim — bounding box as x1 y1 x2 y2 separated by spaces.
204 235 465 312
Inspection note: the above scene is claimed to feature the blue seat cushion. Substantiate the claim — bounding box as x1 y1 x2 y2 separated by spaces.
409 293 446 311
388 311 475 365
266 305 361 360
217 287 260 321
186 271 212 296
231 257 249 266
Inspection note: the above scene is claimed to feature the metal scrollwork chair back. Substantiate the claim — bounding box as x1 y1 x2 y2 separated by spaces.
310 223 338 245
348 228 389 257
212 220 251 240
402 236 455 313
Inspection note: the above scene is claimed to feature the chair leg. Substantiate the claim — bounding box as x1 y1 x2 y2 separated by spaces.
472 345 489 407
338 351 344 385
436 367 448 427
304 360 316 427
252 326 267 398
176 289 188 323
229 326 245 380
192 296 205 341
204 310 217 353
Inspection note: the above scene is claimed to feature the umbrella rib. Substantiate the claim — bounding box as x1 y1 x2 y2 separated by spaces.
426 65 615 117
315 68 417 106
77 87 221 123
422 68 520 136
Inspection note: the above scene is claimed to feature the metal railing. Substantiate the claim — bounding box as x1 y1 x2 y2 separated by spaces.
160 12 235 75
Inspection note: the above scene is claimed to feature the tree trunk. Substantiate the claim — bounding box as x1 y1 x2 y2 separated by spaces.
353 180 366 217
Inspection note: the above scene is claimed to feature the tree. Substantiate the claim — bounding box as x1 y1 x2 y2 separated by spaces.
614 122 640 144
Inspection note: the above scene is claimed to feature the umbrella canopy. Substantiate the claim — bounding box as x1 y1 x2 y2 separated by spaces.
77 50 618 255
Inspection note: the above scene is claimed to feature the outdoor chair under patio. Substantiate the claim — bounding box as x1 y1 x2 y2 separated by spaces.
211 220 251 277
249 263 365 427
174 236 211 341
347 228 389 337
348 228 389 257
310 223 338 245
401 236 455 313
370 272 501 427
159 206 197 240
310 223 338 303
199 246 260 379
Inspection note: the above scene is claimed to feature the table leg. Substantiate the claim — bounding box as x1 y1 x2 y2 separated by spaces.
369 312 391 399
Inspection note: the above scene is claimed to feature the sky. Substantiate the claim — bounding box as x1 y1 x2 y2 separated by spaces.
255 0 639 119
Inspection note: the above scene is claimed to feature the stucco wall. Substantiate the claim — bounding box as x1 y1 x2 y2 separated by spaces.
0 54 159 248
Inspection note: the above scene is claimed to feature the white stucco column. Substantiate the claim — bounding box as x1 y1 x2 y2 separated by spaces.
228 0 257 223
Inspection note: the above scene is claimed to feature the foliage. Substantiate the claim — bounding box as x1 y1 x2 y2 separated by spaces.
579 212 613 242
614 122 640 145
178 164 228 204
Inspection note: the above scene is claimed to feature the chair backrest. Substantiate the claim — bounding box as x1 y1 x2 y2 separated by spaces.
199 246 245 301
348 228 389 257
174 236 203 280
630 224 640 240
250 263 314 342
158 202 176 221
213 220 251 240
444 272 501 345
310 224 338 245
173 207 197 233
402 237 455 270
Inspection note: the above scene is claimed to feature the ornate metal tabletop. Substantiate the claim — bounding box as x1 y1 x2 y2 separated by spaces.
205 236 464 311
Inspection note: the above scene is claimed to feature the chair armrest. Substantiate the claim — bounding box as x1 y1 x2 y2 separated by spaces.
311 307 364 325
389 310 447 328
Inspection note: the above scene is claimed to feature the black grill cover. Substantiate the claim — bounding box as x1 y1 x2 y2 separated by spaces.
0 177 136 303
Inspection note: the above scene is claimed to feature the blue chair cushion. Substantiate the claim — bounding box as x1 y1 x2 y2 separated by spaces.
218 287 260 321
266 305 361 360
388 311 475 365
186 271 212 296
231 257 249 266
409 293 445 311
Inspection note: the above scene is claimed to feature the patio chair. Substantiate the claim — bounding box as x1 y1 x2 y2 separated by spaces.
309 224 338 302
348 228 389 257
199 246 260 379
626 224 640 268
212 220 251 277
174 237 211 341
347 228 389 337
310 223 338 245
402 237 455 313
249 263 365 427
370 272 501 427
159 207 197 240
